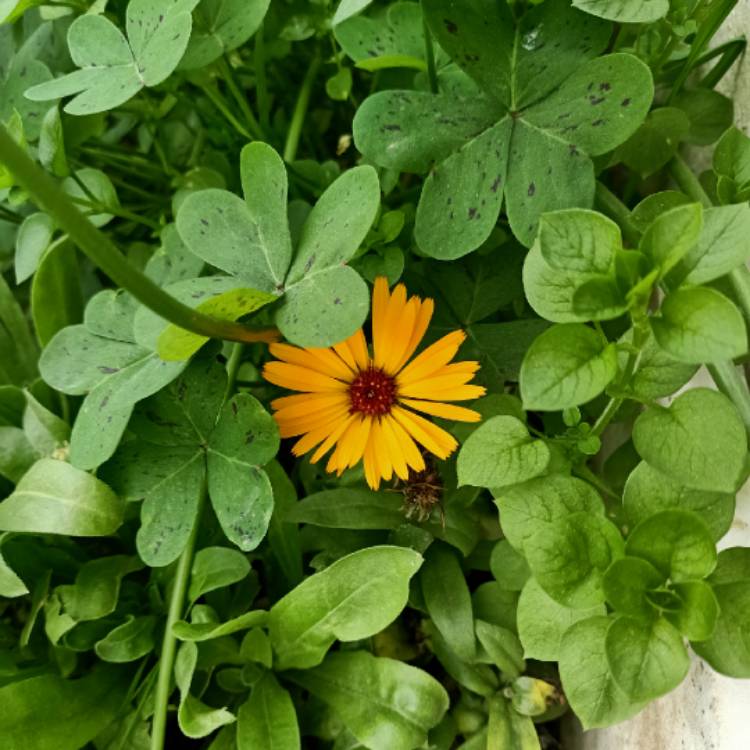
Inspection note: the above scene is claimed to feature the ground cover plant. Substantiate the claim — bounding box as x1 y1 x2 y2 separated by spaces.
1 0 750 747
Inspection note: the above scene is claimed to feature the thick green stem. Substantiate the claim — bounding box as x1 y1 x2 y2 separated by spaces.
150 482 207 750
0 124 277 345
594 181 640 247
728 265 750 324
283 56 321 162
668 153 712 208
709 360 750 432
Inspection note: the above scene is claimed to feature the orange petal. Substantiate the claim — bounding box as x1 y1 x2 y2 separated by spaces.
399 398 482 422
269 343 352 381
398 370 480 400
391 405 457 460
276 405 351 438
382 297 419 375
271 392 349 418
374 282 406 370
263 362 349 393
333 328 370 373
380 415 409 480
397 330 467 385
384 414 426 474
309 413 358 463
393 296 434 373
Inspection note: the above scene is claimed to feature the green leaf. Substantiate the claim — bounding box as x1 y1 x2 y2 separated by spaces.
94 615 157 662
602 557 664 617
40 324 185 469
237 672 300 750
180 0 270 69
357 0 651 250
668 204 750 286
158 285 276 361
614 107 689 177
175 641 236 739
457 416 550 489
517 577 605 661
650 286 746 364
288 651 449 750
286 488 406 529
0 56 52 141
572 0 668 22
665 580 719 641
268 545 422 669
494 474 604 556
623 460 734 542
475 620 525 679
639 203 702 277
632 388 747 492
421 543 476 661
62 168 118 227
333 0 375 26
173 610 267 641
189 546 251 602
414 118 511 261
713 126 750 200
266 460 303 589
624 509 717 582
605 616 689 701
489 540 531 592
0 426 36 483
0 547 28 597
623 329 698 401
692 548 750 676
559 616 645 729
57 555 142 622
674 89 734 146
525 512 624 608
14 212 54 284
207 393 278 551
520 323 617 411
523 210 627 322
38 105 69 178
486 695 540 750
27 1 199 114
630 190 692 233
0 667 130 750
0 459 123 536
31 240 84 348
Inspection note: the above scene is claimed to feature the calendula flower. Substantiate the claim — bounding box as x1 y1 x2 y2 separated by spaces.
263 277 485 489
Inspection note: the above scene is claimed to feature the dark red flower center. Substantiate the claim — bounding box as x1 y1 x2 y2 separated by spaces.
349 367 397 416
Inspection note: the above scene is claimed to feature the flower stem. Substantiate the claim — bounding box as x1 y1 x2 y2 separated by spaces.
217 57 265 140
667 153 712 208
283 55 321 162
0 123 277 345
149 481 207 750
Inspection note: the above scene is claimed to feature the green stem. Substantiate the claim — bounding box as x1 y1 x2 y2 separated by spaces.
217 57 265 140
283 55 321 162
149 482 207 750
223 343 245 402
255 24 270 132
709 360 750 432
422 9 439 94
70 197 162 231
202 83 254 141
0 123 277 345
594 181 640 247
698 38 746 89
592 324 646 437
668 153 712 207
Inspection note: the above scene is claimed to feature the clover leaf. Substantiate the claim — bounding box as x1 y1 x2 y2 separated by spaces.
102 355 279 564
179 0 271 70
353 0 653 255
176 142 380 347
25 0 200 115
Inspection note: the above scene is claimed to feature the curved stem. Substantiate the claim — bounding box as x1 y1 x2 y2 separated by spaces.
668 153 712 208
0 124 277 345
283 55 321 162
149 479 207 750
594 181 640 247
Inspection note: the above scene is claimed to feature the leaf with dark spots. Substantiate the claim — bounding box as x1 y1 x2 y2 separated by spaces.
357 1 653 250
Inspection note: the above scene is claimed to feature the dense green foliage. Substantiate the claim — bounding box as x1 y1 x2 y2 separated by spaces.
1 0 750 748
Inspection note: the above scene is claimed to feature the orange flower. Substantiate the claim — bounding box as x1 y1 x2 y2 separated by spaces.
262 277 485 489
